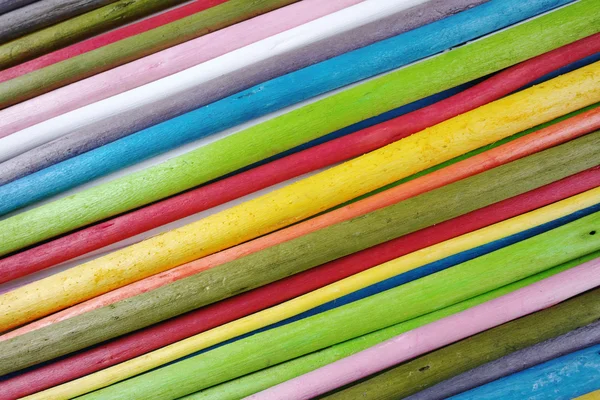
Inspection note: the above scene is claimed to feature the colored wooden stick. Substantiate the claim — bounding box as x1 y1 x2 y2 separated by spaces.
577 391 600 400
17 190 600 399
0 135 597 375
2 63 599 333
2 170 596 399
407 321 600 400
0 0 425 164
0 0 567 218
0 37 592 286
0 1 591 237
0 0 484 177
0 0 299 106
451 344 600 399
0 0 40 14
185 258 600 400
5 99 598 332
250 259 600 399
0 0 373 139
75 212 600 400
0 0 190 68
0 0 119 43
0 0 227 83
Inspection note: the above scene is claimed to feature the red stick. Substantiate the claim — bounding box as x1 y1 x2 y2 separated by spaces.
2 167 598 399
1 34 598 284
0 0 228 83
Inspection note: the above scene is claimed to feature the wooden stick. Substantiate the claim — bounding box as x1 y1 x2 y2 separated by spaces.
1 36 592 286
0 0 120 43
67 213 600 400
576 391 600 399
0 0 193 68
450 344 600 399
5 101 598 331
407 321 600 400
0 0 539 199
2 170 596 399
16 187 600 399
0 0 228 82
2 61 599 333
250 259 600 399
0 0 369 138
0 0 299 106
0 134 598 376
0 3 596 252
0 0 425 162
0 0 40 15
182 262 600 400
0 0 481 171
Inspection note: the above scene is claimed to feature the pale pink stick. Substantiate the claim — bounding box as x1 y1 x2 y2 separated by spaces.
0 0 362 137
248 257 600 400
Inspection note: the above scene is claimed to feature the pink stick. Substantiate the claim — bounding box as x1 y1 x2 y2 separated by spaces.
249 257 600 400
0 0 362 137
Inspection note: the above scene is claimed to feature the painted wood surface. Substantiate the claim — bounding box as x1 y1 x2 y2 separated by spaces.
0 0 426 163
2 169 597 399
0 38 591 287
0 0 119 43
4 104 598 337
0 0 228 82
0 0 40 14
0 0 189 69
0 0 300 107
576 391 600 400
0 4 595 253
0 0 560 212
408 320 600 400
451 344 600 399
0 0 486 178
20 190 600 399
0 135 597 376
185 259 600 400
75 212 600 400
250 258 600 399
2 64 600 335
0 0 372 139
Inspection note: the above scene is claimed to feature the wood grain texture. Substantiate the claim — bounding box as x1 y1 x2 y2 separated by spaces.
324 290 600 400
0 0 423 162
251 259 600 399
0 0 228 82
3 170 597 400
0 0 302 107
0 0 369 139
0 0 482 174
0 0 552 214
185 258 600 400
75 212 600 400
452 344 600 399
2 65 598 333
4 102 597 336
0 0 119 43
0 2 595 253
408 320 600 400
0 0 40 14
0 134 598 376
22 191 600 400
0 37 589 287
0 0 190 69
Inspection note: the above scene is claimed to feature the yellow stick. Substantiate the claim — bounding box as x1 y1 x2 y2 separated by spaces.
25 186 600 400
2 62 600 331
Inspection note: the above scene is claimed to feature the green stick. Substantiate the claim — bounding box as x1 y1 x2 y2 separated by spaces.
1 132 598 376
188 252 600 400
82 213 600 400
